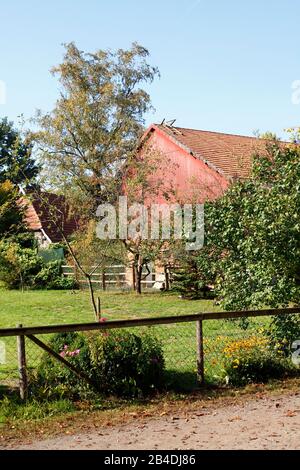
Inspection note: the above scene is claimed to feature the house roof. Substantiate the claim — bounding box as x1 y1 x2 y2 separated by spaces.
150 124 285 180
22 192 79 243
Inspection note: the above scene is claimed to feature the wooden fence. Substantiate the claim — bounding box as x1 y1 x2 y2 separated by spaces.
62 264 157 290
1 306 300 399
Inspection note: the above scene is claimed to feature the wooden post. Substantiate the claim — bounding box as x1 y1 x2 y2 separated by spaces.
97 297 101 321
132 264 136 291
74 264 78 285
196 320 204 385
17 324 28 400
164 266 170 291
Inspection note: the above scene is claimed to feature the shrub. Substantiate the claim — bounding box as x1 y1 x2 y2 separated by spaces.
89 330 165 397
31 332 92 400
0 242 78 290
223 336 298 386
0 241 43 289
267 314 300 356
172 252 214 300
31 330 165 399
33 260 78 290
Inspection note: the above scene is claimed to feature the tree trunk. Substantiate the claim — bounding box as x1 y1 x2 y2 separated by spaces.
20 272 24 293
135 266 142 294
86 274 98 321
133 254 143 294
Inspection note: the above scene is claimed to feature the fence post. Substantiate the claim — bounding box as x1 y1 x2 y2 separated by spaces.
102 271 106 291
97 297 101 321
74 264 78 285
196 320 204 385
17 324 28 400
164 266 170 291
132 264 136 291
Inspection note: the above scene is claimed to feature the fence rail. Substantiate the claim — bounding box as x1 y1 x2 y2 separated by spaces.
1 307 300 399
1 307 300 337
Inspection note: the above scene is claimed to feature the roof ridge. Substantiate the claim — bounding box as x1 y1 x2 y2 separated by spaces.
157 124 288 143
173 126 259 140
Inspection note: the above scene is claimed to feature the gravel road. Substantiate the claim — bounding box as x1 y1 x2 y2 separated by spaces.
5 391 300 450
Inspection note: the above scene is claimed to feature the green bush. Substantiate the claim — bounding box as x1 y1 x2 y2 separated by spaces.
0 240 78 290
172 254 214 300
89 330 165 396
223 337 298 386
31 330 165 399
31 332 92 400
0 241 43 289
33 260 78 290
267 314 300 356
48 276 78 290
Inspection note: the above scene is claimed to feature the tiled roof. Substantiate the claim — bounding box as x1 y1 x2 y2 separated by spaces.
23 192 79 242
155 124 281 179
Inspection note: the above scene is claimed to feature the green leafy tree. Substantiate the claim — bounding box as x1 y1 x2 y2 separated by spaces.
0 240 42 290
202 140 300 310
0 180 23 237
0 118 38 186
33 41 159 210
31 41 159 309
178 138 300 313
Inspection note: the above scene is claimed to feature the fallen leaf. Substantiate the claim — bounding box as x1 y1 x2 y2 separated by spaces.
284 410 296 417
228 416 242 422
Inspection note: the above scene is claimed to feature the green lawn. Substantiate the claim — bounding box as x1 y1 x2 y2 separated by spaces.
0 289 268 390
0 289 220 328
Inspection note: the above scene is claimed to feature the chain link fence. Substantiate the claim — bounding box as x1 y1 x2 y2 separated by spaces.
0 309 299 397
0 335 44 389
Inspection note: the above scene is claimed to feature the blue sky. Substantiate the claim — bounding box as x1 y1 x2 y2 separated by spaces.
1 0 300 138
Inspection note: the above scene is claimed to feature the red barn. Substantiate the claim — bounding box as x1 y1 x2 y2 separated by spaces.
139 123 267 204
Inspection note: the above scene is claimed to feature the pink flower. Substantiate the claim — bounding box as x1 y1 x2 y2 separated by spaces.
72 349 80 356
99 317 107 323
60 346 80 357
67 349 80 357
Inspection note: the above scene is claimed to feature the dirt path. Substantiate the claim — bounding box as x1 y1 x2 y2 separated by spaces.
5 391 300 450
